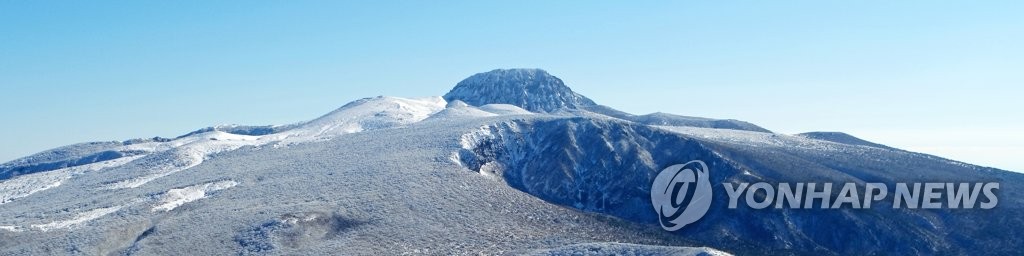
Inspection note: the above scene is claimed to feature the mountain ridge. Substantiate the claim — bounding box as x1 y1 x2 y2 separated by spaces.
0 69 1020 255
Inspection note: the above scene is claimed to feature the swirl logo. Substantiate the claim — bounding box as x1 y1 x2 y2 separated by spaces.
651 160 713 231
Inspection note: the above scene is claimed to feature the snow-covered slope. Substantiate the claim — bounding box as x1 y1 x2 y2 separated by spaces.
0 142 146 180
795 131 891 148
0 96 448 206
456 118 1023 255
276 96 446 143
0 115 709 255
1 69 1021 255
583 105 772 133
426 100 499 120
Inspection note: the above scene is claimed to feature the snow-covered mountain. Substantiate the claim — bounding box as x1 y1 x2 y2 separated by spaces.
0 69 1020 255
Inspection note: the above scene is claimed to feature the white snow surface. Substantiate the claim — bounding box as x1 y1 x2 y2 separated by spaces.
152 180 239 212
29 206 122 232
0 225 22 232
277 96 447 143
527 242 733 256
478 103 534 115
427 102 499 120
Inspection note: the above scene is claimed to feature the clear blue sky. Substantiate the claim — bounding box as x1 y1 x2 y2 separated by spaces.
1 1 1021 171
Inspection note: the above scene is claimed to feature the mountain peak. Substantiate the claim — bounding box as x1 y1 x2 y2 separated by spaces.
443 69 595 113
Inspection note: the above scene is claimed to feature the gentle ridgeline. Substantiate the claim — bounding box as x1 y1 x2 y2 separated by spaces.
0 69 1020 255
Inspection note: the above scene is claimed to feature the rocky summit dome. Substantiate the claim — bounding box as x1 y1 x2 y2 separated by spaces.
442 69 596 113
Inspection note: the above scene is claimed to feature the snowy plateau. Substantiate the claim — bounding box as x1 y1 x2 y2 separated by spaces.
0 69 1021 255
